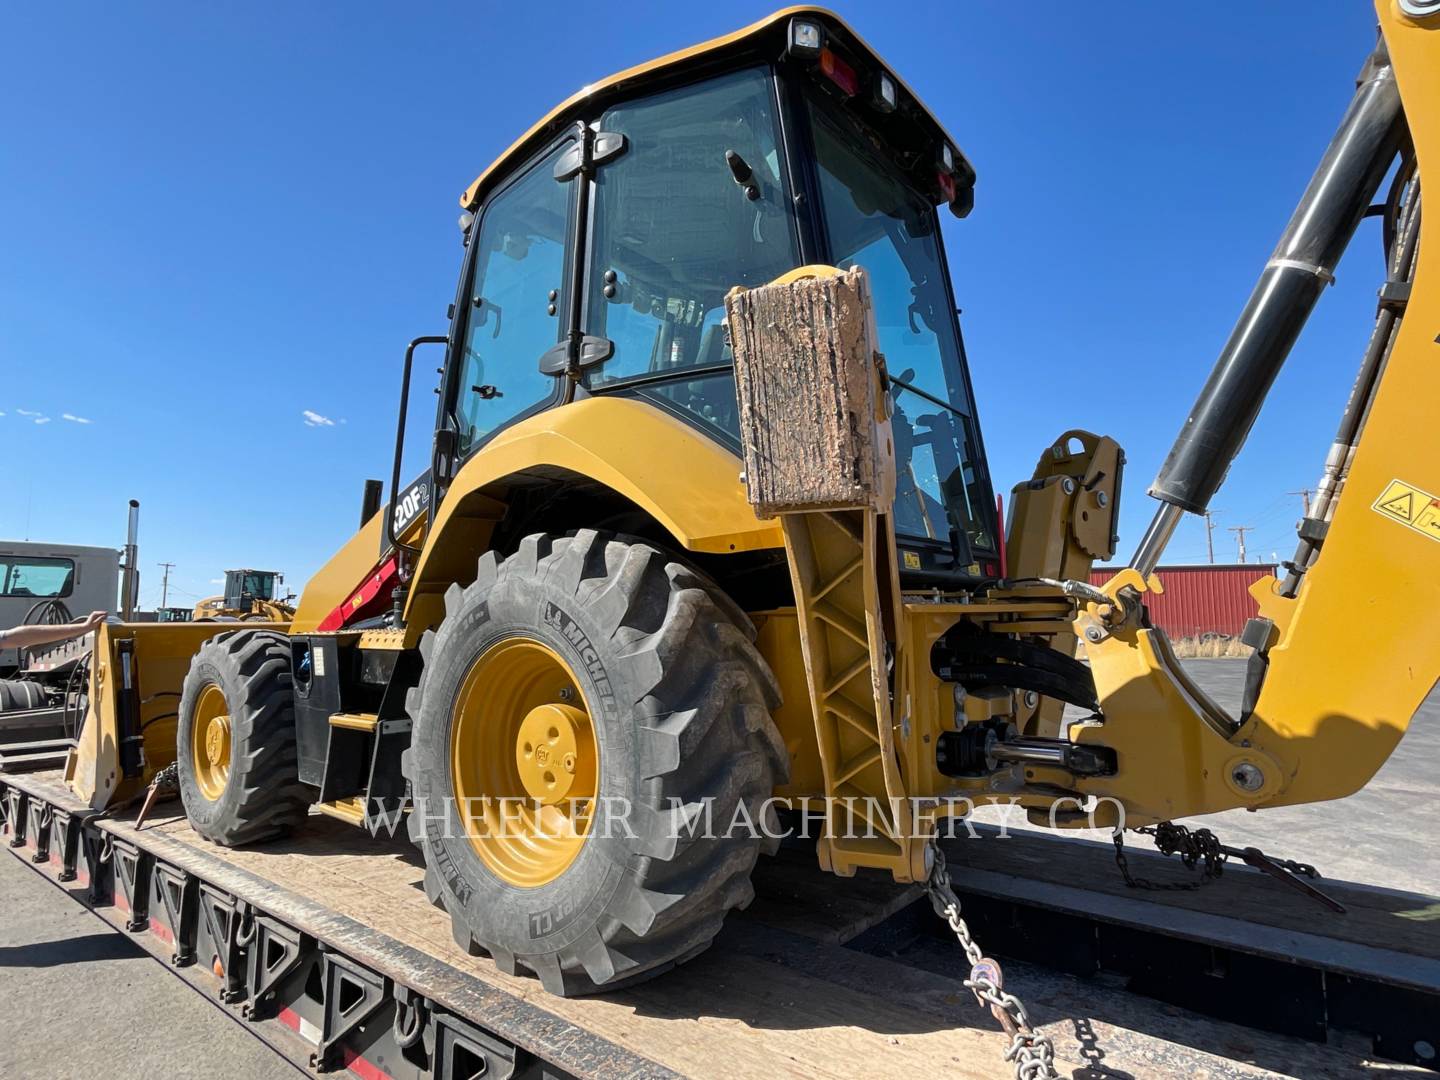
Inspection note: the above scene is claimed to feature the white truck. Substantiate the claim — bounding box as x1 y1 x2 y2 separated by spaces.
0 540 119 675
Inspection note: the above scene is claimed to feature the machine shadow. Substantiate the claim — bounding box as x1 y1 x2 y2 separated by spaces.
0 931 146 968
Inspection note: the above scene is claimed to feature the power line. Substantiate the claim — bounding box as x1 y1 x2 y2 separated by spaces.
1288 488 1314 517
157 562 176 608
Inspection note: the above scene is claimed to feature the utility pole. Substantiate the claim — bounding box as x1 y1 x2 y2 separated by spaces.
1228 526 1253 564
1202 510 1222 564
1288 488 1314 516
158 562 175 607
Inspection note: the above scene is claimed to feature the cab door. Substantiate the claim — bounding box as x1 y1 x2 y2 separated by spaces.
443 138 576 466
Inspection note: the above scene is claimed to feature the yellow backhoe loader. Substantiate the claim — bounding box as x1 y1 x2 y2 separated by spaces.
63 5 1437 1060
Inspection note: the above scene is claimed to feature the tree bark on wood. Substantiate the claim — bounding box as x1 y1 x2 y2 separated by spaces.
724 267 889 518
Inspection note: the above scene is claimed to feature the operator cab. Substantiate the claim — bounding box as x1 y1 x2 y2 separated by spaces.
435 9 998 579
223 569 279 610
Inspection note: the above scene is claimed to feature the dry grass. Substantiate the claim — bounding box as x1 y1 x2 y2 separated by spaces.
1167 635 1253 658
1076 634 1253 660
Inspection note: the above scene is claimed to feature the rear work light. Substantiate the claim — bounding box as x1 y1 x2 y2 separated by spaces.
788 17 858 99
788 18 824 58
873 71 898 113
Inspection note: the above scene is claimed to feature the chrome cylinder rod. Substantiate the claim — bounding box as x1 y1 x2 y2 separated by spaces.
1130 502 1184 580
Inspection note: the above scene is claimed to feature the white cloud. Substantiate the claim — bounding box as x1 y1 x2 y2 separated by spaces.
0 410 6 417
61 413 93 424
33 417 51 425
303 409 337 428
16 408 41 417
209 578 224 585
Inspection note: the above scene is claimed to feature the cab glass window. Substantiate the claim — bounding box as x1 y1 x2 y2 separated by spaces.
584 67 798 436
454 142 572 457
0 557 74 598
808 99 993 552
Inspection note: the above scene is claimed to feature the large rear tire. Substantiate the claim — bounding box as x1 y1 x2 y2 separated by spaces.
402 531 787 995
177 630 313 846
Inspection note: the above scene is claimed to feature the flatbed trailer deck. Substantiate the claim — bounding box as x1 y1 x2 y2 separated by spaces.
3 767 1436 1079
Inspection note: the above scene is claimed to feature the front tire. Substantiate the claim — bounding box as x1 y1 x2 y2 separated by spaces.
402 531 787 995
177 630 313 846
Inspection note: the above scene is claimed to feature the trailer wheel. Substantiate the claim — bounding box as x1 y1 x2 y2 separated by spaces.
177 630 313 846
0 679 47 712
402 531 786 995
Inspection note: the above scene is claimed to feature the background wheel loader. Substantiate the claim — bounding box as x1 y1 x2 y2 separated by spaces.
191 568 295 622
64 0 1440 1008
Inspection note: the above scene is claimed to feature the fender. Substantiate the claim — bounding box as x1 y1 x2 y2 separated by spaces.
402 396 783 637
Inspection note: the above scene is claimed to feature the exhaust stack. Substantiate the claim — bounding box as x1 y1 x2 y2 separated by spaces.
120 499 140 619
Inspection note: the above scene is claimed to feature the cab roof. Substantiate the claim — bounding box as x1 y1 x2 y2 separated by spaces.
460 6 975 213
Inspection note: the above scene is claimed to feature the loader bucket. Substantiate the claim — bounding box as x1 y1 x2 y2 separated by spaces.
64 622 288 810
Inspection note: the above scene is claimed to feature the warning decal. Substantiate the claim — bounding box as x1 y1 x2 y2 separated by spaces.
1372 478 1440 544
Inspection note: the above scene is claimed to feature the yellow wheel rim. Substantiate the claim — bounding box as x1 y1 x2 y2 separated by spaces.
191 683 232 802
450 638 598 888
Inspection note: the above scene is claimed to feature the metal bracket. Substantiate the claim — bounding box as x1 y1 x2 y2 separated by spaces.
198 884 249 1003
5 787 27 847
153 862 200 966
1378 279 1411 314
111 838 153 933
243 916 315 1022
82 826 113 904
27 800 51 864
311 950 390 1073
1267 257 1337 285
49 808 83 882
431 1009 523 1080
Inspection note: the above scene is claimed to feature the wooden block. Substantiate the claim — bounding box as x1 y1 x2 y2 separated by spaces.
725 266 891 518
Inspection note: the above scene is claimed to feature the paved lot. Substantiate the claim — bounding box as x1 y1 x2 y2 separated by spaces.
0 658 1431 1078
1169 659 1438 896
987 658 1440 897
0 851 298 1079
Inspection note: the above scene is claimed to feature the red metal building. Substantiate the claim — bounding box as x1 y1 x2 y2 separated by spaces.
1089 563 1277 639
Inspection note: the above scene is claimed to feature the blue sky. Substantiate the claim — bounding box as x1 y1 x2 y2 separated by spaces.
1 3 1385 608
